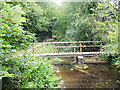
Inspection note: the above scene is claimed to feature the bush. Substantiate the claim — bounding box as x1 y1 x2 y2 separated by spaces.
2 54 60 88
0 2 35 59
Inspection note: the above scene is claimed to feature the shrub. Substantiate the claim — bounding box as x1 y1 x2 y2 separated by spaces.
2 54 60 88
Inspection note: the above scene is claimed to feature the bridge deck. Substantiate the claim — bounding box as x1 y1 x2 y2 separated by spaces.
32 52 103 57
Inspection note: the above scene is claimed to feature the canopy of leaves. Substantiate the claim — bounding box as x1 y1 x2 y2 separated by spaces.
22 2 54 42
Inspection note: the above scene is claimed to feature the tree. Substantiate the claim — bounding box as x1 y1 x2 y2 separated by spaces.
62 2 98 41
91 1 119 67
91 2 118 55
22 2 54 42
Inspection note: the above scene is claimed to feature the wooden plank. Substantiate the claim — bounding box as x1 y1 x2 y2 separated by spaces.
32 52 103 57
43 41 78 44
32 41 106 45
78 56 83 58
47 46 79 48
39 41 105 44
45 45 102 48
78 41 105 43
81 45 102 47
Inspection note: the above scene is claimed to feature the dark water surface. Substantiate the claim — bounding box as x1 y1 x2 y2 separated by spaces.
53 57 119 88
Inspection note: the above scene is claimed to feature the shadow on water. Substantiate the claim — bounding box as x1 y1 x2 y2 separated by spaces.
52 57 119 88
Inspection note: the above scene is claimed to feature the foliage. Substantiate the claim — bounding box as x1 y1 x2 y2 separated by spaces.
51 2 98 41
0 2 35 85
2 54 60 88
22 2 53 42
91 2 118 55
52 58 62 62
91 2 119 67
65 16 99 41
64 2 98 41
0 2 35 59
0 65 13 79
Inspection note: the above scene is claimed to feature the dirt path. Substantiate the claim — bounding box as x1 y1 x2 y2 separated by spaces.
10 43 43 58
10 36 55 58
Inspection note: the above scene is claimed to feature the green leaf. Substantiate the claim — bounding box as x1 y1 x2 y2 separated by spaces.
20 17 26 22
11 13 21 24
11 13 26 24
0 16 2 22
2 10 8 19
1 30 6 33
4 74 13 77
1 44 11 48
1 66 9 71
3 41 9 44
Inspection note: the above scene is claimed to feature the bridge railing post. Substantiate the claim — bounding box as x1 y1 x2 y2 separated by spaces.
100 42 103 51
79 42 82 52
74 43 76 52
32 43 34 54
53 43 56 53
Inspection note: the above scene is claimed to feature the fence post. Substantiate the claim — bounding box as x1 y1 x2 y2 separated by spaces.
53 43 56 53
32 43 34 54
79 43 82 52
74 43 76 52
100 42 103 51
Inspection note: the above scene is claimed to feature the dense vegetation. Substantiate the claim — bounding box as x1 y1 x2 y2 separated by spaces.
0 1 119 88
2 54 60 88
0 2 35 59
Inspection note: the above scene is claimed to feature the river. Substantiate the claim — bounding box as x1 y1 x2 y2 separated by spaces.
52 57 119 88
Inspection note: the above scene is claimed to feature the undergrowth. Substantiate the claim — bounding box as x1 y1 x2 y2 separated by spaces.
1 50 61 88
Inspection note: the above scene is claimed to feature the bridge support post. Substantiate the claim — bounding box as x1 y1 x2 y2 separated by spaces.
78 56 84 66
75 57 78 63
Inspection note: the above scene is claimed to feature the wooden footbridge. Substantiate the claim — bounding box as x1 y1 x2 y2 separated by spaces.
32 41 106 65
32 41 105 57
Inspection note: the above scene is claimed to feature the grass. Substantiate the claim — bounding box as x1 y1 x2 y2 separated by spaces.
32 43 56 54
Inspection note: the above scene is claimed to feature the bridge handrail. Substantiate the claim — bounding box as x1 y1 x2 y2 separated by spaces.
41 41 105 44
32 41 105 53
46 45 103 48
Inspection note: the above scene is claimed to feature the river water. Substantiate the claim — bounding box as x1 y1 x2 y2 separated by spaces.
53 57 119 88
